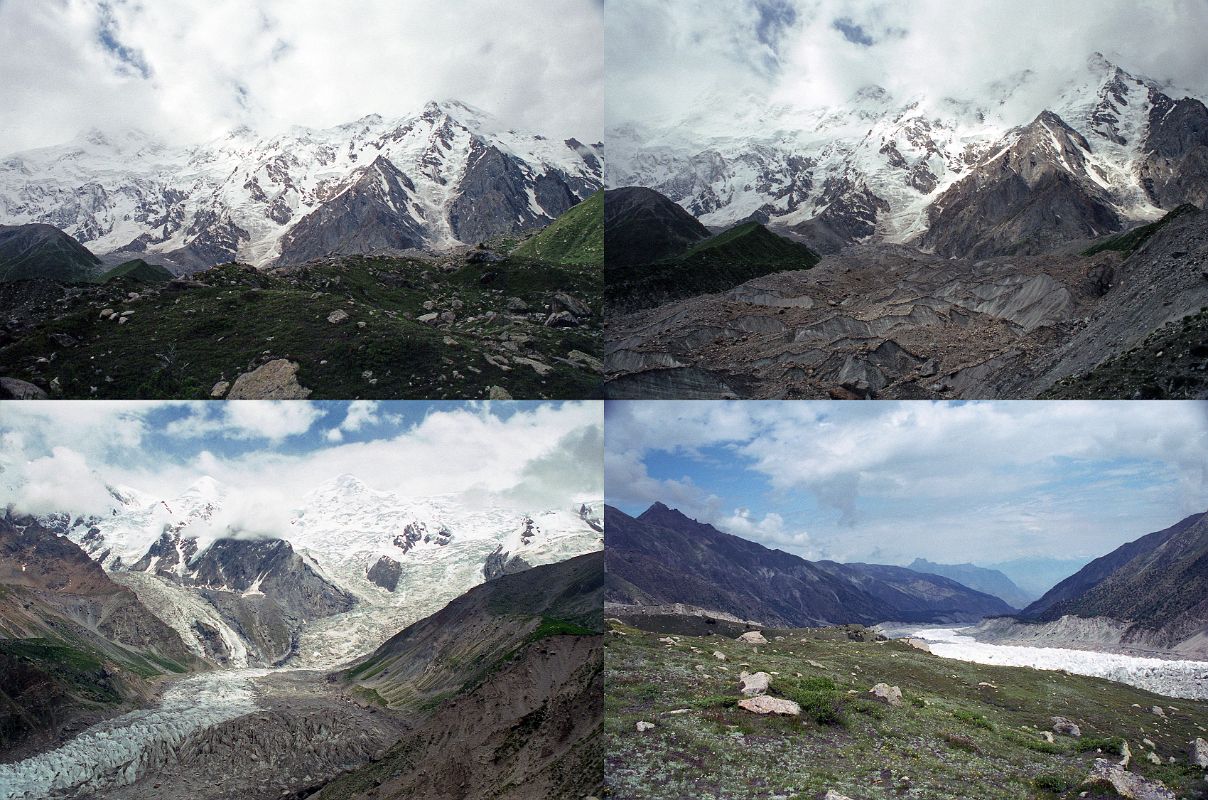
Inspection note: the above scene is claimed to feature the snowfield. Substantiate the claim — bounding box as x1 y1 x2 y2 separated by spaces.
0 670 266 799
908 627 1208 700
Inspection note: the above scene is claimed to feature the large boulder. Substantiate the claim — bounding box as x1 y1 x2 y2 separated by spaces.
1084 759 1176 800
868 683 902 706
1052 716 1082 738
0 377 47 399
738 672 770 697
227 359 312 399
1191 737 1208 768
737 696 800 716
737 631 767 645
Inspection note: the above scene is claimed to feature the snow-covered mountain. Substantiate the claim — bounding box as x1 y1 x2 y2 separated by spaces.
0 100 602 270
52 474 603 669
608 53 1208 255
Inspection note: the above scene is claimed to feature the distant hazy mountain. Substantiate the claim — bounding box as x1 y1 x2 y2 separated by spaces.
984 557 1094 599
909 558 1032 609
1019 511 1208 653
606 503 1013 626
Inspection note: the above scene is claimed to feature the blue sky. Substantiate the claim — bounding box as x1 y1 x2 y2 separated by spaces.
606 401 1208 567
1 401 602 519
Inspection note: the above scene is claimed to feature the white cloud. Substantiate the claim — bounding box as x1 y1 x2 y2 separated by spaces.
12 447 116 517
608 0 1208 137
165 402 326 442
0 0 602 154
606 400 1208 563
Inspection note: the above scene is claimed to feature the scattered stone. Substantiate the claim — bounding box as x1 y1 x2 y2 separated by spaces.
417 313 439 324
466 248 504 263
1041 731 1055 744
118 316 129 325
99 308 115 318
0 378 47 400
822 792 855 800
506 297 528 312
327 310 349 324
119 310 134 317
666 709 690 716
439 311 456 324
422 300 436 311
544 311 580 328
904 638 931 653
738 672 770 697
635 721 655 733
1145 750 1162 765
512 356 553 376
1152 706 1166 718
713 650 727 661
49 332 77 348
868 683 903 706
227 359 312 400
567 350 604 372
487 386 513 400
737 631 767 645
1119 740 1132 768
357 321 366 329
1084 758 1176 800
1052 716 1082 738
210 380 230 399
737 696 801 716
1143 738 1156 749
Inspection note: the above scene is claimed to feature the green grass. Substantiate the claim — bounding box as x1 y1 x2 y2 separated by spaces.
604 621 1208 800
1082 203 1199 256
606 221 820 312
0 254 602 399
528 616 596 643
512 190 603 266
97 259 174 284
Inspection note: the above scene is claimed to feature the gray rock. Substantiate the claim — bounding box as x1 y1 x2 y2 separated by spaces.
0 377 47 399
366 555 402 592
1191 737 1208 768
738 672 770 697
227 359 312 399
417 312 439 324
1051 716 1082 737
551 291 591 317
868 683 903 706
544 311 580 328
327 309 349 324
737 696 800 716
487 386 513 400
506 297 528 312
1084 758 1176 800
635 721 655 732
210 380 230 398
737 631 767 644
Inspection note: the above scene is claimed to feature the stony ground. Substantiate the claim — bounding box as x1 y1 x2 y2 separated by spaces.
604 619 1208 800
0 248 601 400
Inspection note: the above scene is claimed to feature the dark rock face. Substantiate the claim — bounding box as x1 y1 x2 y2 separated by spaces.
129 528 198 577
909 558 1033 609
367 555 402 592
484 545 532 580
1019 512 1208 650
1140 93 1208 209
604 186 711 268
275 156 427 265
921 111 1124 258
606 503 1013 627
790 175 889 252
0 223 101 283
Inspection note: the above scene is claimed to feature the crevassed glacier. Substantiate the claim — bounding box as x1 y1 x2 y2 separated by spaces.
0 670 265 799
909 627 1208 700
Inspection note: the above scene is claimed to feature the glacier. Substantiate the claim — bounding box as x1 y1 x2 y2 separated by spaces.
908 627 1208 700
0 670 266 799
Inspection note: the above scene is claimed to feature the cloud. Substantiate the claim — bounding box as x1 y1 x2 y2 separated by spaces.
1 401 603 526
165 402 326 442
608 0 1208 136
0 0 602 154
605 401 1208 564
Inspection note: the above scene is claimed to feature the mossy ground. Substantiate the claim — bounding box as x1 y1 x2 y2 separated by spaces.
0 254 601 399
605 621 1208 799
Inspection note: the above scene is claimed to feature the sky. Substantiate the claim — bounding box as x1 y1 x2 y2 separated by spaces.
0 0 602 155
605 400 1208 567
0 400 603 536
606 0 1208 135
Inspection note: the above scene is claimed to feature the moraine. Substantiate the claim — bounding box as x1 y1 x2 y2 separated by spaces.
906 627 1208 700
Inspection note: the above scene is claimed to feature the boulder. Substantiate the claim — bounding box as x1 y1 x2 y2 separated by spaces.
868 683 902 706
738 672 770 697
1084 758 1176 800
49 332 77 348
417 312 439 325
327 309 349 324
506 297 528 312
551 291 591 317
487 386 513 400
1051 716 1082 738
227 359 312 400
544 311 580 328
0 377 47 400
1151 706 1166 718
822 793 855 800
737 631 767 644
712 650 727 661
210 380 230 399
737 696 800 716
1191 737 1208 768
635 721 655 733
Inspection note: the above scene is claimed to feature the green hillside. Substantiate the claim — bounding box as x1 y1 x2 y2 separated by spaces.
606 221 820 312
1083 204 1199 257
98 259 174 284
513 190 603 266
0 224 101 283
